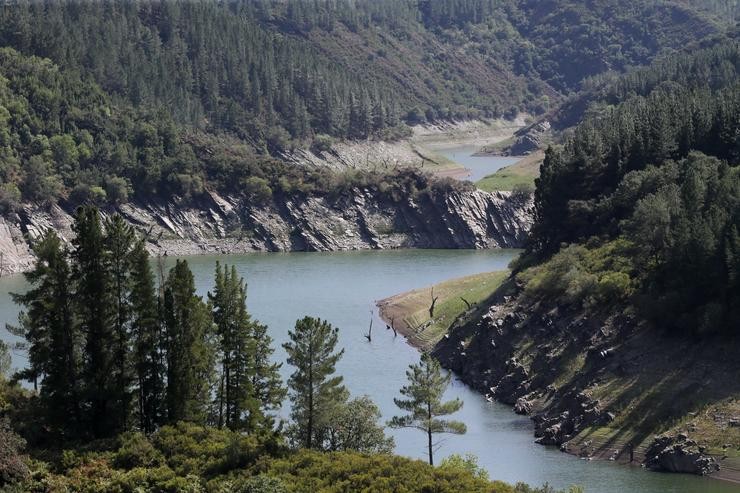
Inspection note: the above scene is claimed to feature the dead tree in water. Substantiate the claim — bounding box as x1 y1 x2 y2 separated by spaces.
386 317 397 337
365 310 373 342
429 287 439 319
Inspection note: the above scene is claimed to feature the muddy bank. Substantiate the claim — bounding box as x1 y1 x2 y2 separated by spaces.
0 186 533 277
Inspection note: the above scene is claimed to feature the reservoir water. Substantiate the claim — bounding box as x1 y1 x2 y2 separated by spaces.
1 249 738 493
434 144 519 182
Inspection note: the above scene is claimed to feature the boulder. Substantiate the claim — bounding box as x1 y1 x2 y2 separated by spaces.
514 397 532 415
644 435 720 476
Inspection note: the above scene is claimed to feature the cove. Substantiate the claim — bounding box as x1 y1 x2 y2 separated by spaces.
1 249 737 492
434 144 519 182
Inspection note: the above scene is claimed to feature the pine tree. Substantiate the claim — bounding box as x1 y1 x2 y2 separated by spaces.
210 263 253 430
130 240 165 433
389 352 466 465
210 263 285 432
72 206 117 438
283 316 348 449
9 231 81 436
104 214 136 431
248 319 285 432
163 259 215 424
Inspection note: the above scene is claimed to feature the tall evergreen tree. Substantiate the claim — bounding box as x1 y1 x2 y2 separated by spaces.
283 316 348 449
104 215 136 431
130 241 165 434
210 263 285 432
9 231 81 437
389 353 466 465
210 263 253 430
248 319 285 432
163 259 215 425
72 206 117 438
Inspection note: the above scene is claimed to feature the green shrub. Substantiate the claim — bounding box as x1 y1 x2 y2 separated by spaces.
242 176 273 205
113 432 164 469
520 240 635 309
310 135 334 154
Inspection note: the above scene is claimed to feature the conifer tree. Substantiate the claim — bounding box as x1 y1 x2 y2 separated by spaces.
248 319 285 432
389 353 466 465
283 316 348 449
163 259 215 424
10 231 81 436
210 263 285 432
72 206 117 438
104 214 136 431
130 241 165 433
210 262 253 430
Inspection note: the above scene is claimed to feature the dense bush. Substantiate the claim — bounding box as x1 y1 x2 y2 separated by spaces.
0 422 582 493
520 239 636 310
0 417 27 487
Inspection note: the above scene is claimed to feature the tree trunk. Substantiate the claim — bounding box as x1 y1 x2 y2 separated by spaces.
427 401 433 465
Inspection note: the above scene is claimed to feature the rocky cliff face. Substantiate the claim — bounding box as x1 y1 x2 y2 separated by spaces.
433 283 740 477
0 187 533 276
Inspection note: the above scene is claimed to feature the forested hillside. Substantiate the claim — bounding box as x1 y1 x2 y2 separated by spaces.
432 36 739 477
0 0 728 144
522 41 739 334
0 0 730 213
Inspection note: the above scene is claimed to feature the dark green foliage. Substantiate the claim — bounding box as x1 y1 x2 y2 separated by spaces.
508 0 723 92
266 449 514 493
211 263 255 430
163 260 216 425
0 1 725 209
526 40 740 335
130 242 166 434
389 353 466 465
623 154 740 333
105 215 137 432
6 422 545 492
317 396 395 454
210 263 285 432
248 320 286 432
73 206 118 438
9 230 81 437
0 47 189 204
283 316 348 450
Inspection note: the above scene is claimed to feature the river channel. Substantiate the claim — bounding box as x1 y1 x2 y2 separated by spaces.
1 246 737 492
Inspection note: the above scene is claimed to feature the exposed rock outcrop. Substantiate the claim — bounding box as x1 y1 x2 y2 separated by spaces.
645 434 720 475
508 120 551 156
432 282 740 477
0 187 533 276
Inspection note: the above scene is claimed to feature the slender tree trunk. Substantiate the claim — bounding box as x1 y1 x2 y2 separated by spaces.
218 370 225 429
427 401 433 465
307 338 314 449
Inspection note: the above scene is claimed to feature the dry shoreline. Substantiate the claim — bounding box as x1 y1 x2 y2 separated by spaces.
376 274 740 487
376 293 427 349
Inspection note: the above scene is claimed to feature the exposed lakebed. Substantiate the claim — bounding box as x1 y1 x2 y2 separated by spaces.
1 249 737 492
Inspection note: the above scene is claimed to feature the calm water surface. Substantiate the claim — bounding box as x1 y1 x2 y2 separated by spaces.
1 250 737 493
435 144 519 182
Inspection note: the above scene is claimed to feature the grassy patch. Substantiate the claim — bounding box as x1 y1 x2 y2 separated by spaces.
476 151 543 192
380 271 509 350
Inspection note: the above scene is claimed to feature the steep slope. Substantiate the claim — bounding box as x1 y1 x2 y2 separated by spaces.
0 0 727 151
0 178 533 276
432 38 739 478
